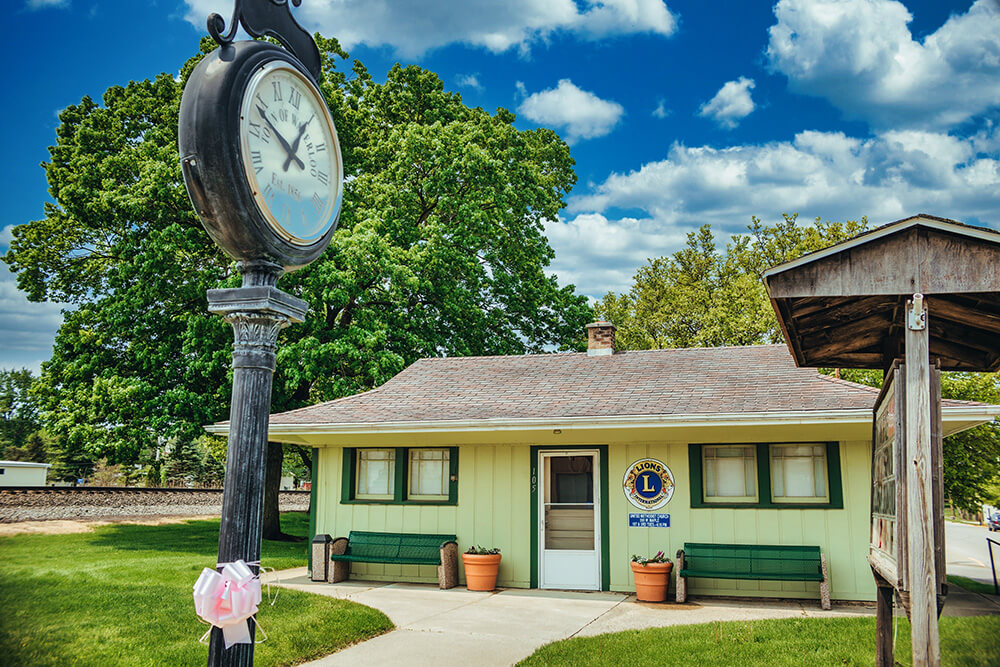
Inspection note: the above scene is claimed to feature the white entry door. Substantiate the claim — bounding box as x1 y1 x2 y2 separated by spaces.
539 450 601 590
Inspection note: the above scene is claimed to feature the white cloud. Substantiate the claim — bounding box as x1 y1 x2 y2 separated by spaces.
517 79 624 143
545 213 689 297
0 264 65 373
554 125 1000 297
652 99 670 119
568 128 1000 239
767 0 1000 129
456 74 483 91
0 225 14 246
25 0 69 9
572 0 678 39
698 77 756 129
183 0 677 58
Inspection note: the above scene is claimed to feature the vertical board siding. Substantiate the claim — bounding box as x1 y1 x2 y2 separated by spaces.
509 447 531 585
674 440 872 601
316 438 874 600
316 444 531 587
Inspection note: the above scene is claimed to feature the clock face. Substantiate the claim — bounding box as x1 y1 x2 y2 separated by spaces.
238 62 342 246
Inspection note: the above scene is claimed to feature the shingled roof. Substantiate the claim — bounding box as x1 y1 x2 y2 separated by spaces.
265 344 980 427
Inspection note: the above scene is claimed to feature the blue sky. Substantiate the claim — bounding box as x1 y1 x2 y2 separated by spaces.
2 0 999 372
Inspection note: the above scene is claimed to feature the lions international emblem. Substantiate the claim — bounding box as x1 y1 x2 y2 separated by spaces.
623 458 675 511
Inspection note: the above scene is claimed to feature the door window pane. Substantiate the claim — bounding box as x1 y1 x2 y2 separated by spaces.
409 449 449 499
544 506 595 550
770 444 829 503
544 455 595 550
357 449 394 499
703 445 757 502
551 456 594 503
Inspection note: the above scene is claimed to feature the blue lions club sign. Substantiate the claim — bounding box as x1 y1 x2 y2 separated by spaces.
623 458 675 511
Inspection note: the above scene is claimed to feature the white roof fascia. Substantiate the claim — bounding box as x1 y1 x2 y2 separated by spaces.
0 461 52 468
762 217 1000 282
205 404 998 437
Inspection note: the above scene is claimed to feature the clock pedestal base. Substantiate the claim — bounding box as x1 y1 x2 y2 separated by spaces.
206 260 308 666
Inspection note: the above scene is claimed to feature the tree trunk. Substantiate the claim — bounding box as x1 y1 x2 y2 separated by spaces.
261 442 299 541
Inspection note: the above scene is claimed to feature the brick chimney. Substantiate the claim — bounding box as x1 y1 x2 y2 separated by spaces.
586 321 616 356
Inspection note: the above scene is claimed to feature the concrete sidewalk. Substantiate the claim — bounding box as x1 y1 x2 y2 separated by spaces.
267 569 999 666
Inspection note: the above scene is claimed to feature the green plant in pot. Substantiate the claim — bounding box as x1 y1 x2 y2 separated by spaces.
462 545 501 591
630 551 673 602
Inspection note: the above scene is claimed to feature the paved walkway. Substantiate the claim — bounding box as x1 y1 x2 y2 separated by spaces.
266 569 998 666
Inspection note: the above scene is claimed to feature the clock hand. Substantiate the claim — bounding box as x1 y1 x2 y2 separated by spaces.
282 115 313 172
256 106 305 170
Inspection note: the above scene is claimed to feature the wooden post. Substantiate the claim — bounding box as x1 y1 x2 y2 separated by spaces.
873 569 894 667
904 294 940 665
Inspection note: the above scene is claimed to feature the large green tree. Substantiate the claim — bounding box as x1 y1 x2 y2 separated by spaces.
3 38 591 527
0 368 42 459
595 213 869 349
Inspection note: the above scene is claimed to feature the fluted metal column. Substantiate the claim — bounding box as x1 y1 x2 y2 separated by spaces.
206 260 308 667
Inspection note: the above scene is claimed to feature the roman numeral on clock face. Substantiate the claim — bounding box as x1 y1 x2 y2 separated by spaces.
315 170 329 186
288 88 302 110
312 193 325 213
247 120 269 144
272 80 283 102
250 150 262 174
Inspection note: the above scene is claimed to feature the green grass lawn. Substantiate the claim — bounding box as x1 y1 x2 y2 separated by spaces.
949 575 999 596
519 616 1000 666
0 513 392 666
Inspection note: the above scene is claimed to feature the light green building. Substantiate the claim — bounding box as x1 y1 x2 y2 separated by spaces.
238 325 997 602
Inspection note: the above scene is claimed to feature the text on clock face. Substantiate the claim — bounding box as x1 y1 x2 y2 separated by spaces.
241 65 339 243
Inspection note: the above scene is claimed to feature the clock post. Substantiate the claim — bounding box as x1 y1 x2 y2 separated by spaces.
206 261 307 666
177 2 343 666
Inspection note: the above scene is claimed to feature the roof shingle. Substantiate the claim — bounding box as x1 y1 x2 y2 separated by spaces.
268 344 949 426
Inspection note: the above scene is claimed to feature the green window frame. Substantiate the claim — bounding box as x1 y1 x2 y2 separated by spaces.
689 442 843 509
341 447 459 505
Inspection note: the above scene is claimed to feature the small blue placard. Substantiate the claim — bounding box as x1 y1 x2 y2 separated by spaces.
629 513 670 528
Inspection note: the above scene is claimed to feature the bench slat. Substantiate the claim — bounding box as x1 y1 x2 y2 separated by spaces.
679 569 824 582
335 531 457 566
680 542 823 582
330 554 441 565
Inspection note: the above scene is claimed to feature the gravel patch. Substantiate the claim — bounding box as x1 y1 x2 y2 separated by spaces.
0 488 309 523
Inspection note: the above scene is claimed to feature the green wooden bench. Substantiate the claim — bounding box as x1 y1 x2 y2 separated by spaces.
676 543 830 609
328 530 459 589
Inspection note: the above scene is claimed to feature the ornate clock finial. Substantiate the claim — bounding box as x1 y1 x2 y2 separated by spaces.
207 0 321 80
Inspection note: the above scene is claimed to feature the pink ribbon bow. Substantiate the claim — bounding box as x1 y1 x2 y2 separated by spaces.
193 560 262 649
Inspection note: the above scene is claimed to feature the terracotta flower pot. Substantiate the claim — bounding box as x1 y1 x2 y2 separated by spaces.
462 553 501 591
631 561 673 602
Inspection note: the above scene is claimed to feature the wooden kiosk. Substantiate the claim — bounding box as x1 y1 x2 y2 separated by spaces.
764 215 1000 666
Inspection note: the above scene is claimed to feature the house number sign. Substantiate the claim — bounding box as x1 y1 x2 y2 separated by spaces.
622 458 675 511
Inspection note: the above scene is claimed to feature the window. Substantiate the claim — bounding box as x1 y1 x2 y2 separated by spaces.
703 445 757 502
770 444 829 503
409 449 449 500
357 449 395 499
343 447 458 504
689 442 842 509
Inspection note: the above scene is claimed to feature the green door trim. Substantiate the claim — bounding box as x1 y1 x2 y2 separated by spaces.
308 447 319 573
530 444 610 591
